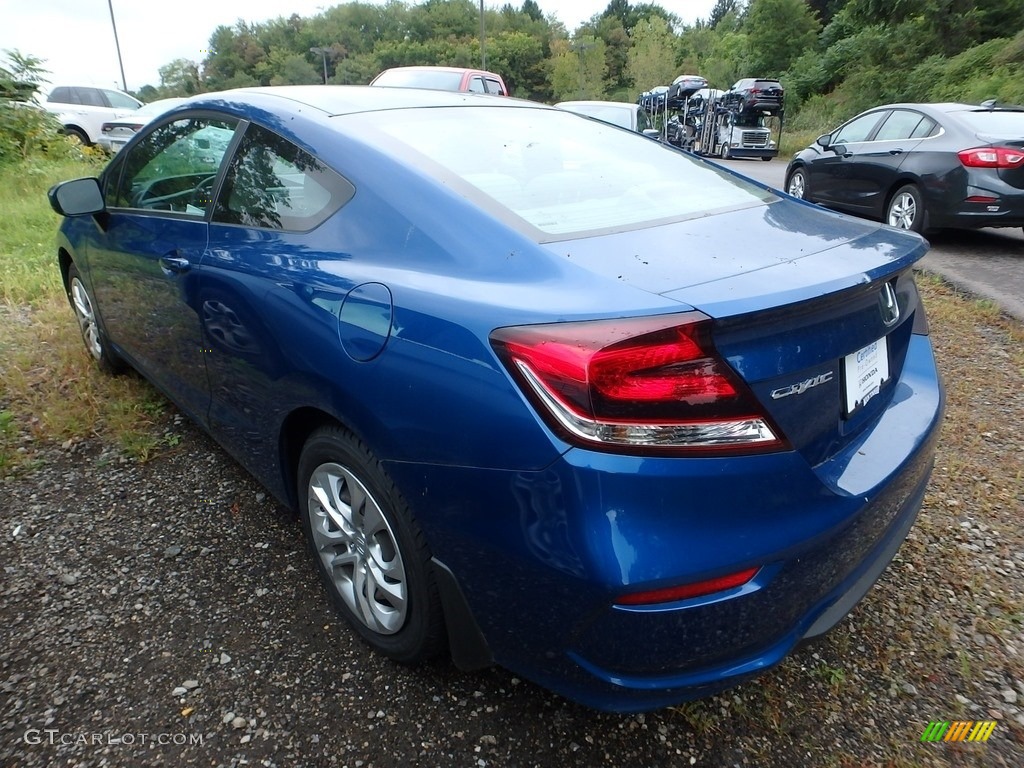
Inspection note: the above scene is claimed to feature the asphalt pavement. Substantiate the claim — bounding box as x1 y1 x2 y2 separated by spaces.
714 157 1024 321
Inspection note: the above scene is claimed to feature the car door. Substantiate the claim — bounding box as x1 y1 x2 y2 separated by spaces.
203 123 355 476
831 109 932 216
89 115 242 422
808 110 889 207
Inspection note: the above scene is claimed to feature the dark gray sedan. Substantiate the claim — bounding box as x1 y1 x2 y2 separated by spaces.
785 102 1024 235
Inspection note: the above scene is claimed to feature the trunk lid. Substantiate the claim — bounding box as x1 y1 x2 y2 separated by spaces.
546 198 930 470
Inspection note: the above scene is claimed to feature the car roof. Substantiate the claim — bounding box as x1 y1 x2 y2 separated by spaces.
184 85 530 117
376 65 504 79
556 100 634 109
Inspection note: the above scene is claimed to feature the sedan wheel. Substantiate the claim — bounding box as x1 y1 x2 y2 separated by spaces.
299 426 445 663
887 184 925 233
786 169 807 200
67 264 124 373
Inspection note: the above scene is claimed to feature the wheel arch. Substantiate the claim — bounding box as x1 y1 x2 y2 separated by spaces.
278 406 344 512
58 247 74 294
280 406 493 669
61 123 92 144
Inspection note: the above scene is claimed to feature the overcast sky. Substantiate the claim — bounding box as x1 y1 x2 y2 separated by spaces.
1 0 717 93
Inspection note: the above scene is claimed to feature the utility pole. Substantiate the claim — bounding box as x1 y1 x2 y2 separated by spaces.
479 0 486 69
310 47 330 84
107 0 128 92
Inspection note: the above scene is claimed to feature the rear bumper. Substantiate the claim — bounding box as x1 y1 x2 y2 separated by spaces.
386 335 944 712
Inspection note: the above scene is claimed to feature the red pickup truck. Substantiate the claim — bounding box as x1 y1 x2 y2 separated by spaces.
370 66 508 96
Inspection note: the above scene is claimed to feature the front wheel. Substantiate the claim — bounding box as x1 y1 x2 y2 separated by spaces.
887 184 926 233
786 168 807 200
66 263 125 374
298 425 446 664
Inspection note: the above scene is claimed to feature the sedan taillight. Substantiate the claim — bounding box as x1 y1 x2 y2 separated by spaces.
958 146 1024 168
490 312 786 455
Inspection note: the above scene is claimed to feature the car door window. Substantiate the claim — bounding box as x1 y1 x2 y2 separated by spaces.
637 107 652 132
111 117 238 216
213 124 354 232
874 110 926 141
49 87 76 104
833 112 886 144
468 76 487 94
78 88 106 107
485 78 505 95
104 89 141 110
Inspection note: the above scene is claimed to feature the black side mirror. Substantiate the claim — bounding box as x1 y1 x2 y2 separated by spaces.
48 177 105 216
815 134 832 150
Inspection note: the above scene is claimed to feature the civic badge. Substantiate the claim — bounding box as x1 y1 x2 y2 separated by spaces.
879 282 900 327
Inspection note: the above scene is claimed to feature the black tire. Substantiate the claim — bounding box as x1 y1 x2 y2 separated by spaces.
66 263 125 374
64 127 90 146
298 425 446 664
760 156 772 161
886 184 926 234
786 168 808 200
721 144 731 160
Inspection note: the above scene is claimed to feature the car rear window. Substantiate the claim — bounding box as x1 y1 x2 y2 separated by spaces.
348 106 770 238
372 70 465 90
954 110 1024 135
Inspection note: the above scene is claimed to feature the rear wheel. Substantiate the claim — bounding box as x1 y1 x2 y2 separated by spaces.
887 184 925 233
761 156 772 161
786 168 807 200
298 425 445 663
64 127 89 146
67 263 124 374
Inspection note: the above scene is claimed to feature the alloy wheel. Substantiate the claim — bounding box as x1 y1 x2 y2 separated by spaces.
307 462 408 635
70 277 103 360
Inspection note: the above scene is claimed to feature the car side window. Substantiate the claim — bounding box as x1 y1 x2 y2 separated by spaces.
104 89 141 110
485 78 505 95
78 88 106 107
874 110 926 141
111 117 239 216
213 124 354 232
910 117 937 138
637 107 652 132
833 112 885 144
468 76 487 94
49 87 75 104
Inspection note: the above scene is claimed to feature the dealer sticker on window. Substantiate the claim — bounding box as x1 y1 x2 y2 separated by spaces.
844 336 890 415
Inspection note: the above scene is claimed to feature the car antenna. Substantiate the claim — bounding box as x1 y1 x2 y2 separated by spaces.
980 98 998 109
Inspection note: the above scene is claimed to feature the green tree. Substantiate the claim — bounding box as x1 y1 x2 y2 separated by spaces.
157 58 202 97
627 17 679 96
742 0 820 76
550 36 607 100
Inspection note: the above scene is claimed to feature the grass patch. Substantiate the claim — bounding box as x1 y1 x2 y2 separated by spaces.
0 155 172 471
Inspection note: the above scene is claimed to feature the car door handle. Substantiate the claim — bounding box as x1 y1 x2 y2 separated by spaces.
888 148 904 155
159 254 191 274
841 153 853 159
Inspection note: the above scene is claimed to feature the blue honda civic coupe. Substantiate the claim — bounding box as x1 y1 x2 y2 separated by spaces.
49 86 944 712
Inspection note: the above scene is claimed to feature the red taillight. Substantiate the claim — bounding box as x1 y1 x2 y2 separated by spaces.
490 312 785 454
616 567 760 606
958 146 1024 168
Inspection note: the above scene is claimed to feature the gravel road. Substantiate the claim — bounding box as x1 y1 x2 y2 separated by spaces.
2 279 1022 768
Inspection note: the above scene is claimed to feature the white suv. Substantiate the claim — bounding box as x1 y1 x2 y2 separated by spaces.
42 86 143 146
